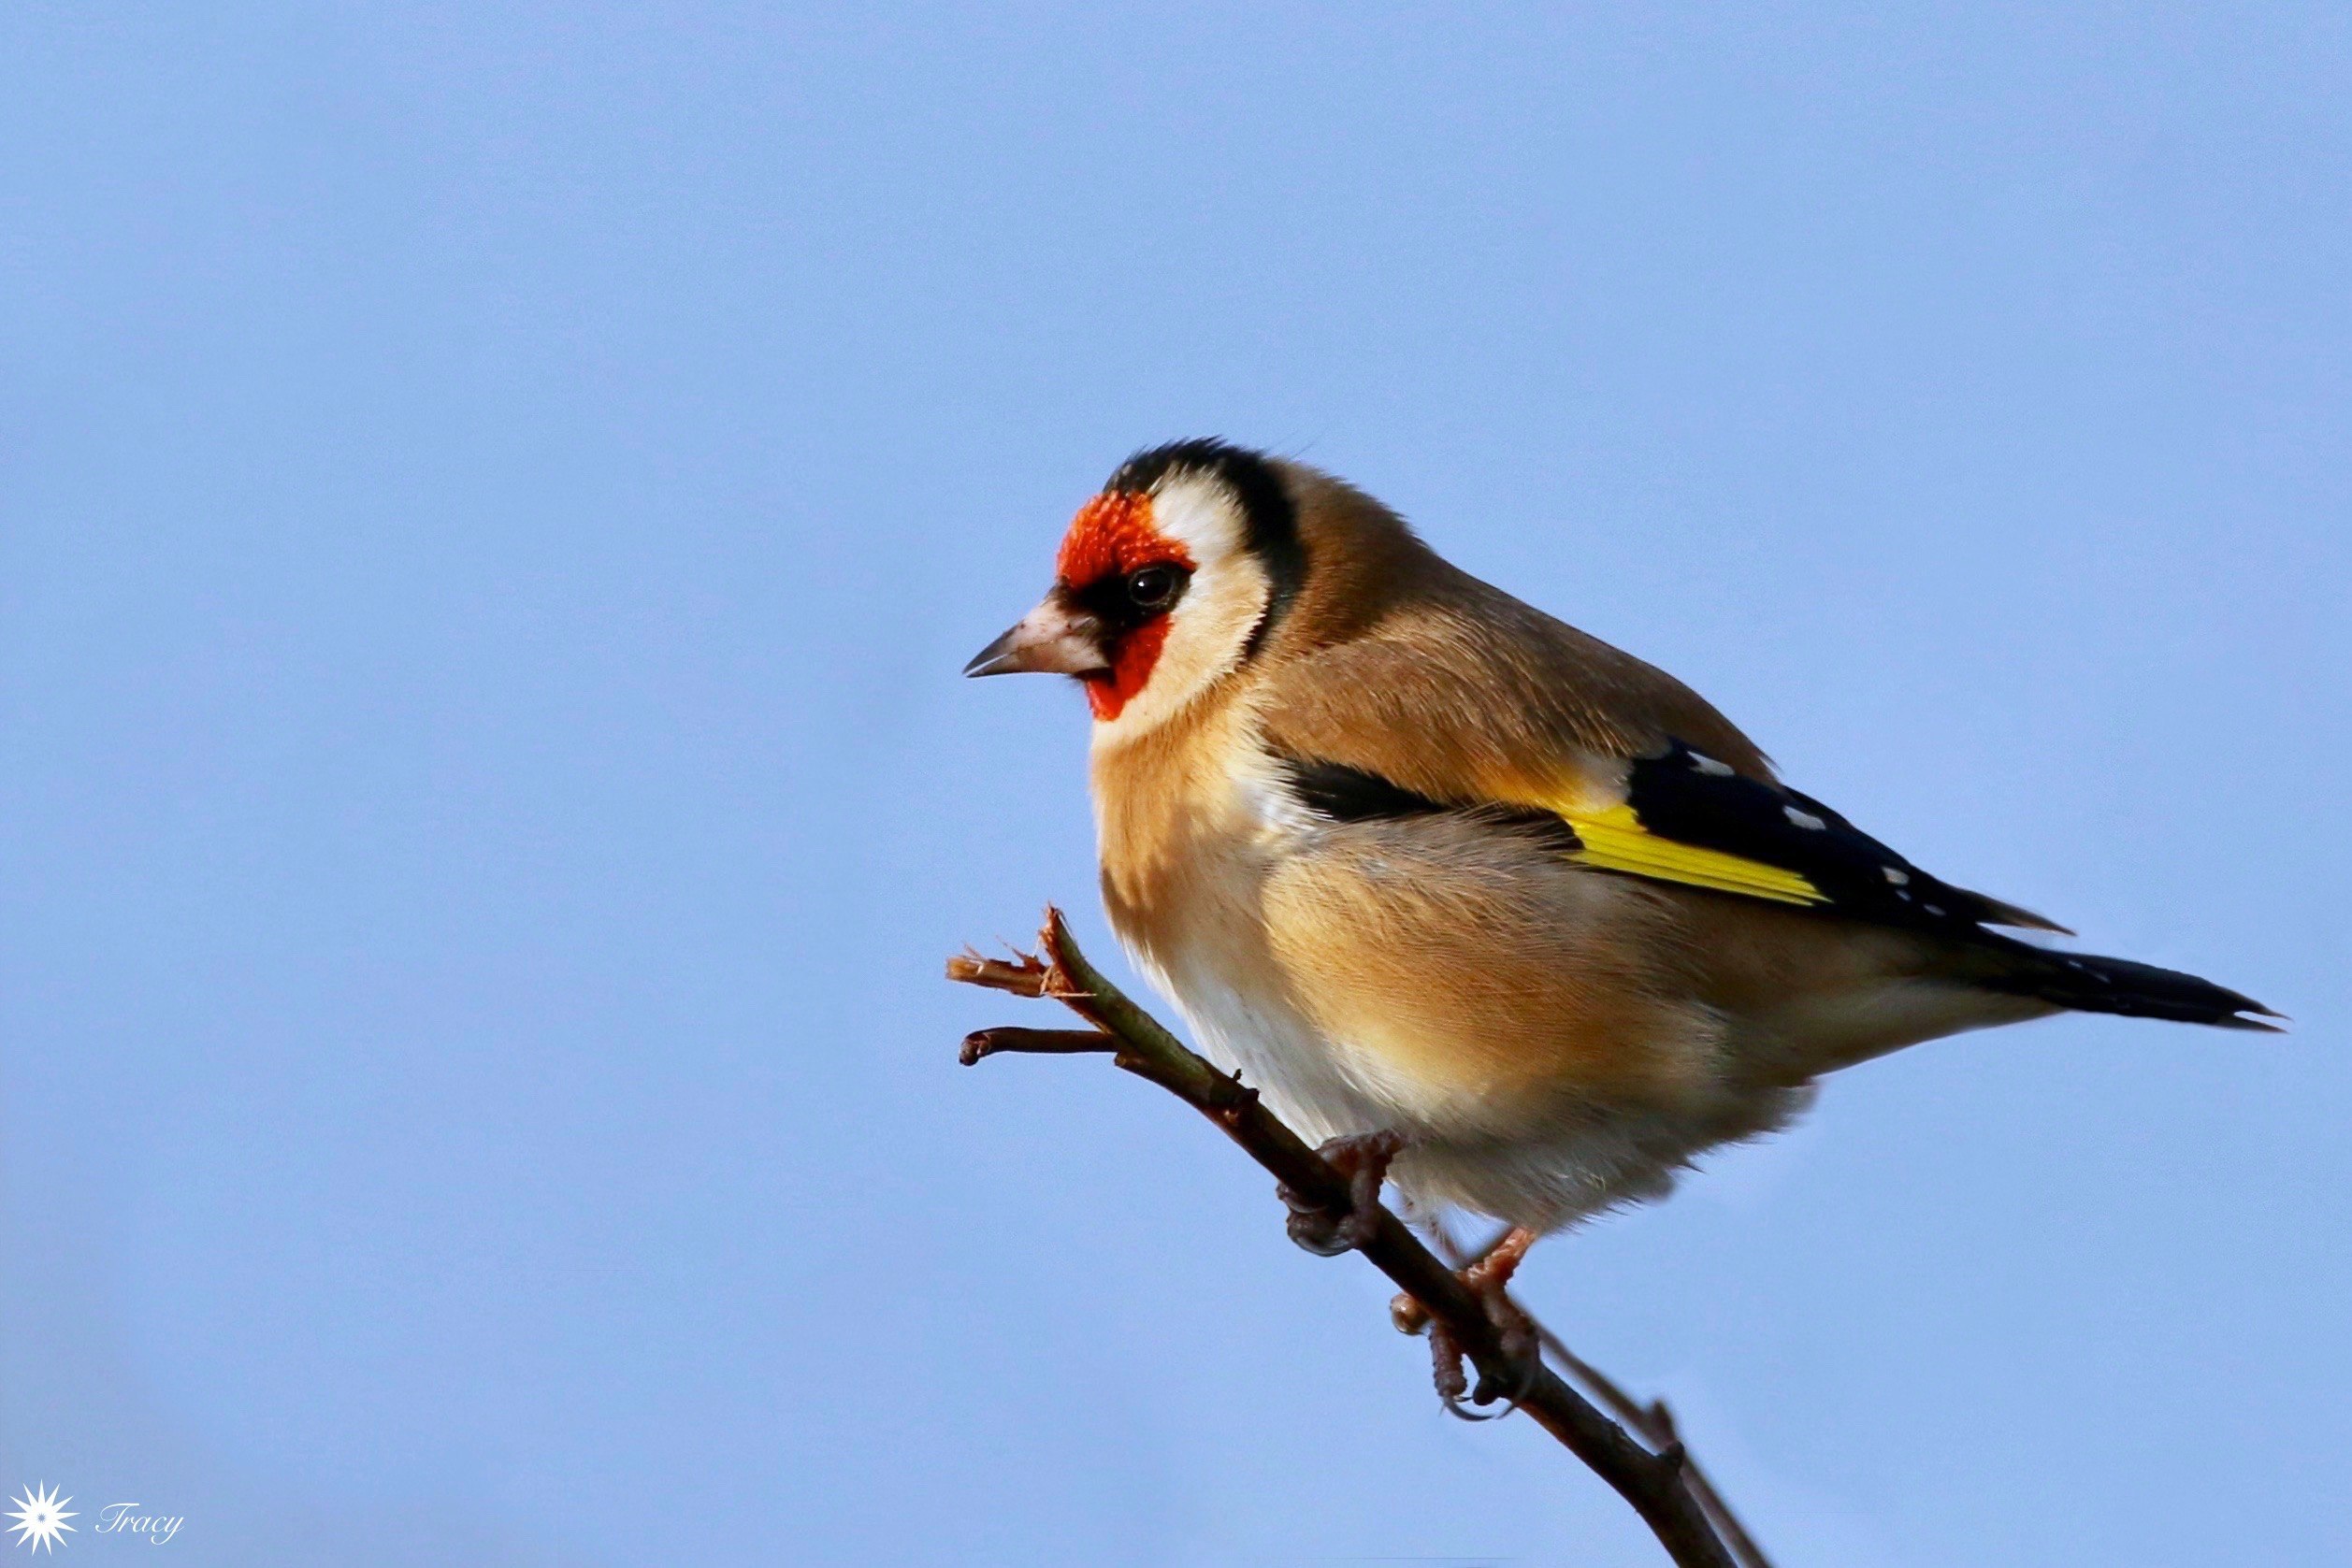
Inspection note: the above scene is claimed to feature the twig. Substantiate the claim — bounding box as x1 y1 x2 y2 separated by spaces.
1435 1230 1774 1568
1538 1331 1772 1568
960 1027 1118 1064
948 906 1759 1568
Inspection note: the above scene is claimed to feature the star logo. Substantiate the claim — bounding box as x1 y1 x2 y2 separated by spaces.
5 1486 75 1555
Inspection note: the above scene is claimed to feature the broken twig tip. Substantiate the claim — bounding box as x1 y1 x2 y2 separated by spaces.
945 947 1052 998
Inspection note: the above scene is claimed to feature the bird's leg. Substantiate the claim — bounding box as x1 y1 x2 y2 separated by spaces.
1459 1225 1541 1406
1277 1129 1407 1257
1394 1224 1544 1417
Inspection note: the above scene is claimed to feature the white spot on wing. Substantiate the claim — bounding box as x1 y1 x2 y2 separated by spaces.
1784 806 1827 831
1883 867 1910 885
1690 752 1735 776
1240 760 1320 842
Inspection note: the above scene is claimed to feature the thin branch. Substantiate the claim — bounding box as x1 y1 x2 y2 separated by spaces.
960 1027 1118 1064
949 906 1762 1568
1434 1230 1774 1568
1537 1330 1773 1568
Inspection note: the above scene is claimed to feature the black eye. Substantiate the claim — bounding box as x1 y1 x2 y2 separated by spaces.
1124 565 1186 611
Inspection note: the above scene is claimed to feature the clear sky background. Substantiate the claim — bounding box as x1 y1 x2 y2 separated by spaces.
4 6 2346 1565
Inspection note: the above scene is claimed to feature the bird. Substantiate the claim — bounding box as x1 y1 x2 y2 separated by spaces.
965 438 2278 1270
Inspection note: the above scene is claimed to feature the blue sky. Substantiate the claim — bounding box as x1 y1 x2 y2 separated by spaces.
3 5 2346 1564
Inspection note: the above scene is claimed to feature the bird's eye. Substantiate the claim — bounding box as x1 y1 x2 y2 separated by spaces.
1124 565 1186 611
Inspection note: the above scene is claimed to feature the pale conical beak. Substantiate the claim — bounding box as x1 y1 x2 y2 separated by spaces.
963 591 1112 679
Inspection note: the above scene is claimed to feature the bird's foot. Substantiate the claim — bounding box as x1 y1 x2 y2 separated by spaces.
1278 1129 1407 1257
1394 1225 1543 1418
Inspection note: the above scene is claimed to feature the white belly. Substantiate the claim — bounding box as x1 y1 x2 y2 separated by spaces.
1118 937 1384 1148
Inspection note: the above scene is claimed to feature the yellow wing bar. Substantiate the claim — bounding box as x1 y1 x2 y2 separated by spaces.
1562 804 1826 906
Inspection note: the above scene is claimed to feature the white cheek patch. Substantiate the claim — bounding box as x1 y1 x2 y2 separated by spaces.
1091 475 1275 741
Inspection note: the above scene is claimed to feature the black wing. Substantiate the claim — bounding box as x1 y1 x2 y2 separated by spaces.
1279 741 2069 938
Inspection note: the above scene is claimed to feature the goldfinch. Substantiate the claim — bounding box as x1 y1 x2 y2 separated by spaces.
967 439 2278 1240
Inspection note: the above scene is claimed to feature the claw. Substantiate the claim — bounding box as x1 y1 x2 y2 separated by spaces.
1277 1130 1407 1256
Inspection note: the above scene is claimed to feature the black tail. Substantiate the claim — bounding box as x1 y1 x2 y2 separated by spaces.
1971 934 2284 1032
